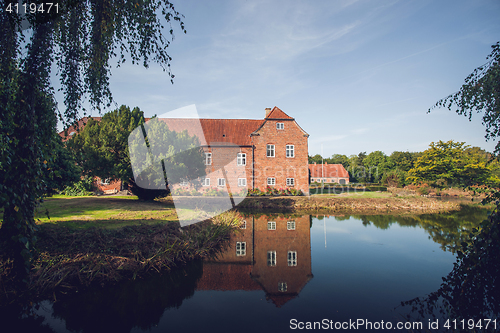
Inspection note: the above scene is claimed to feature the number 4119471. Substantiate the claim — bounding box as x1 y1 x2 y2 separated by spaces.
444 319 497 330
5 2 59 14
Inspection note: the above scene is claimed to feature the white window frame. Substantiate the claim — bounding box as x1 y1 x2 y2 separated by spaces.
237 153 246 166
205 152 212 165
240 220 246 229
267 177 276 186
236 242 246 256
278 282 287 292
286 145 294 158
276 123 284 130
238 178 247 187
267 221 276 230
266 144 275 157
180 179 189 186
218 178 226 187
288 251 297 266
202 178 210 186
267 251 277 266
286 178 294 186
287 221 296 230
100 178 110 185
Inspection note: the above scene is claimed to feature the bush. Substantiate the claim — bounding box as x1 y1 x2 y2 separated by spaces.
61 176 95 196
417 186 430 195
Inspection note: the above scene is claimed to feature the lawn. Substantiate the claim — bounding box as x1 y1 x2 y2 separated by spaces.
33 195 179 229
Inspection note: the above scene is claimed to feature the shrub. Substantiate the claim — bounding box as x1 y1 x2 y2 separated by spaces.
417 186 430 195
61 176 95 196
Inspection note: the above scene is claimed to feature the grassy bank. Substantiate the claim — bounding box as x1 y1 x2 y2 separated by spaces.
0 196 242 303
237 193 466 214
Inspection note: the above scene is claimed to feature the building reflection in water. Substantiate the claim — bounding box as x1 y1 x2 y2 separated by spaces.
196 214 313 307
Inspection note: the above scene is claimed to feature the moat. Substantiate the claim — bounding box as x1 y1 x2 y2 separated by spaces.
0 206 490 332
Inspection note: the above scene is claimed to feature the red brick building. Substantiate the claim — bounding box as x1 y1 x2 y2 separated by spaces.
309 162 349 185
61 106 310 195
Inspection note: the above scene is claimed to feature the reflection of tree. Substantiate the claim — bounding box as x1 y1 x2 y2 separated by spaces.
402 208 500 321
350 206 489 253
50 260 203 333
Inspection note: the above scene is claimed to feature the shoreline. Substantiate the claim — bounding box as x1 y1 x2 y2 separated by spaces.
235 195 474 214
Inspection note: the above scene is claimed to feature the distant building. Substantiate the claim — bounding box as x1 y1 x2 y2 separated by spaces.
309 162 349 185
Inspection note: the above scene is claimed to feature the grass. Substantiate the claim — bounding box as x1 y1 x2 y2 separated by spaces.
0 196 244 303
34 195 179 228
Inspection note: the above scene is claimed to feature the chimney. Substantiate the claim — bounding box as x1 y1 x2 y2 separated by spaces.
325 162 328 165
314 162 316 165
265 107 272 118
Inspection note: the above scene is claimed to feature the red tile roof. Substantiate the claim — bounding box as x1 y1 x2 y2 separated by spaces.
265 106 294 119
59 106 300 146
159 118 264 146
309 163 349 178
59 117 102 141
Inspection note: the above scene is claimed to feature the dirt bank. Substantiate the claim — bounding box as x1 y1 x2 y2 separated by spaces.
237 195 463 214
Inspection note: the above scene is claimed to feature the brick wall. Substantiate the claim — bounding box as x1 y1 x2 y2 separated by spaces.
252 119 309 194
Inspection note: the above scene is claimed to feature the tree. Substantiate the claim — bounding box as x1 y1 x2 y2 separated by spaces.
69 106 206 200
389 151 415 172
328 154 349 168
0 1 186 277
430 42 500 153
407 140 491 187
363 151 389 183
68 105 145 186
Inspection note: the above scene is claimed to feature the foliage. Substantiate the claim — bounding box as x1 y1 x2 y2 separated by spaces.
430 42 500 153
403 207 500 320
61 176 95 196
407 140 491 187
67 105 145 184
43 133 82 195
0 0 186 276
381 169 408 188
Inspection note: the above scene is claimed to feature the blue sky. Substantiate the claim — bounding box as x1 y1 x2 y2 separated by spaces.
56 0 500 157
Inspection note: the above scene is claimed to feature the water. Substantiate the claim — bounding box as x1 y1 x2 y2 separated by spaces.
1 207 490 332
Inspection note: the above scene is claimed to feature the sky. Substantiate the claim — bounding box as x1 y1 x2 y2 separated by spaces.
55 0 500 157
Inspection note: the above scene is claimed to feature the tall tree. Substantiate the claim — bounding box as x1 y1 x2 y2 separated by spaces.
0 1 186 276
430 42 500 153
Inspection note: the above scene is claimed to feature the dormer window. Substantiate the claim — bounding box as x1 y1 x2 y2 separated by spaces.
276 123 284 130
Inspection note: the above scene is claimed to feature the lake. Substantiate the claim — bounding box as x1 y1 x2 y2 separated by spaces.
1 206 490 332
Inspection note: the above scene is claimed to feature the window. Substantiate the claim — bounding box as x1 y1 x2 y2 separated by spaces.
288 251 297 266
205 153 212 165
202 178 210 186
267 221 276 230
240 220 246 229
238 178 247 187
237 153 246 166
267 177 276 186
218 178 226 187
236 242 246 256
267 251 276 266
100 178 110 185
180 179 189 186
287 221 296 230
266 144 275 157
286 178 294 186
278 282 287 292
286 145 294 158
276 123 284 130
